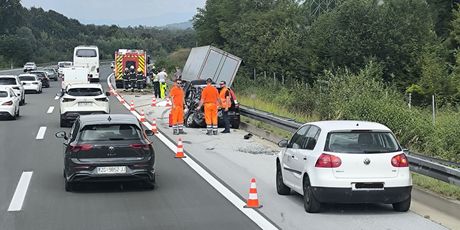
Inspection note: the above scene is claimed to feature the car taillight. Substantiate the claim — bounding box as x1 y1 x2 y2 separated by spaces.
315 153 342 168
95 97 108 102
2 101 13 106
391 153 409 167
130 143 150 150
62 98 76 102
69 144 93 152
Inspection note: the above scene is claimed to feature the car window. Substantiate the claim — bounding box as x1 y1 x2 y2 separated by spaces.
0 78 17 85
76 49 97 57
288 125 309 149
79 124 142 141
70 120 80 142
0 91 8 97
303 126 320 150
67 88 102 96
19 76 36 81
325 131 401 154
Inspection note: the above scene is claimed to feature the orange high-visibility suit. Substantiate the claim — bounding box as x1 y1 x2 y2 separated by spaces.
201 85 220 130
169 85 184 127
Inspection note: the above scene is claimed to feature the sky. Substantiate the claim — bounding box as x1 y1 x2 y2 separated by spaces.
21 0 207 27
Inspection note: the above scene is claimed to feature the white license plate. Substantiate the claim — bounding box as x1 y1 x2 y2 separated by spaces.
78 102 92 106
96 166 126 174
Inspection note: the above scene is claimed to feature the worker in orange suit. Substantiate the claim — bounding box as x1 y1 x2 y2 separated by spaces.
169 78 186 135
197 78 221 135
219 80 231 133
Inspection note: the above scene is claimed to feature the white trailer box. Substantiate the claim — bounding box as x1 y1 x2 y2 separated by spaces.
182 46 242 87
61 66 89 90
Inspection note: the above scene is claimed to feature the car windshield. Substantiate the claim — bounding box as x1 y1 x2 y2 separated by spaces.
67 88 102 96
0 91 8 97
325 131 401 154
79 124 142 141
76 49 97 57
19 76 36 81
30 72 45 78
0 78 17 85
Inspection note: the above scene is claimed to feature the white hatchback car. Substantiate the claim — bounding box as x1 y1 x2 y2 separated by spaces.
59 83 110 127
276 120 411 213
0 86 20 119
23 62 37 72
0 75 25 105
19 74 42 94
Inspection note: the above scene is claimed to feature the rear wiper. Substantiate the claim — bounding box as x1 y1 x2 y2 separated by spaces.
109 137 125 140
363 150 388 153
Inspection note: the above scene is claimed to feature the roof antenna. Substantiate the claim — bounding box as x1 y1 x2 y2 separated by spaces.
108 116 112 122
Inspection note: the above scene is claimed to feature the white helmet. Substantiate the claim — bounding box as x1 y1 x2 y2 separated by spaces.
130 65 134 70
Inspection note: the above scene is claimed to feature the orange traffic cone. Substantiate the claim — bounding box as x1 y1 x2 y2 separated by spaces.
151 96 157 107
166 97 172 107
244 178 262 209
151 118 158 134
174 138 186 158
140 109 146 122
130 100 135 111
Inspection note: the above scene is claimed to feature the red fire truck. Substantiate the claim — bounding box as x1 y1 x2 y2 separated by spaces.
114 49 147 88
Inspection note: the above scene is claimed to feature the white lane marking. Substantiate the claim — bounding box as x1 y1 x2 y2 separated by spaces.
8 171 33 212
106 75 278 230
54 96 60 100
35 127 47 140
46 106 54 114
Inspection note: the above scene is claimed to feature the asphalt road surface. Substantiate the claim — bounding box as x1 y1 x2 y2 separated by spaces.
0 67 261 230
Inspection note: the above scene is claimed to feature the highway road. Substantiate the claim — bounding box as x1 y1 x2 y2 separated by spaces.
0 66 263 230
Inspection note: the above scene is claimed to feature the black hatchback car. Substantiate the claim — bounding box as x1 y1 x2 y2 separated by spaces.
55 114 155 191
30 70 50 88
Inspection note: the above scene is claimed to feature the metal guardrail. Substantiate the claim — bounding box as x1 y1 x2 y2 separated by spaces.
240 105 460 186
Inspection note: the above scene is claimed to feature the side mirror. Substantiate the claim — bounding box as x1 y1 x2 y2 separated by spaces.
145 130 154 136
55 131 68 140
105 92 111 97
22 82 26 85
278 139 288 148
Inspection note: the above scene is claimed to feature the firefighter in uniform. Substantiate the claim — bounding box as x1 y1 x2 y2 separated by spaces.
128 65 137 92
197 78 221 135
169 78 186 135
136 67 144 92
123 67 129 91
219 81 231 133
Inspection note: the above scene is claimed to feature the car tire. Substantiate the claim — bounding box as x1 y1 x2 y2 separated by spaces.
276 162 291 195
185 112 197 128
392 195 411 212
65 180 73 192
303 176 321 213
231 120 240 129
60 118 67 127
16 107 20 118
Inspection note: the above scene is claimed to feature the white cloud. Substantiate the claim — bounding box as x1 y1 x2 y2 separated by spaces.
21 0 206 26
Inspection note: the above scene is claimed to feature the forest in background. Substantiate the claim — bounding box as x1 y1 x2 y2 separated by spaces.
0 0 196 68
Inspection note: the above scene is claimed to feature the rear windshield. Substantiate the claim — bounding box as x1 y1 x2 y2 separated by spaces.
0 91 8 97
76 49 97 57
0 78 17 85
67 88 102 96
325 131 401 154
30 72 45 78
19 76 35 81
79 124 141 141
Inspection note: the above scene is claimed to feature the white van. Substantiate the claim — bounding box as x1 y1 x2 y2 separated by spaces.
73 46 99 82
61 66 89 91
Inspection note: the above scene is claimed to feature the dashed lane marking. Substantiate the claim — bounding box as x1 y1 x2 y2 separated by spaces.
46 106 54 114
8 171 33 212
35 126 47 140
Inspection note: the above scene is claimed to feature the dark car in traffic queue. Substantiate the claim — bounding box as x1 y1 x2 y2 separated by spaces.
183 79 240 129
43 68 58 81
29 70 50 88
55 114 156 192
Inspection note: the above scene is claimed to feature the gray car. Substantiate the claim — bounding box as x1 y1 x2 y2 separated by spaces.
55 114 156 191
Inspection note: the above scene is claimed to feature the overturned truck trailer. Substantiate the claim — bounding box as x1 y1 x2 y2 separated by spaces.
181 46 242 129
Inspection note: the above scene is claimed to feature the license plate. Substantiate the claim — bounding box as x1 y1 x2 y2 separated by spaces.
78 102 92 106
96 166 126 174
